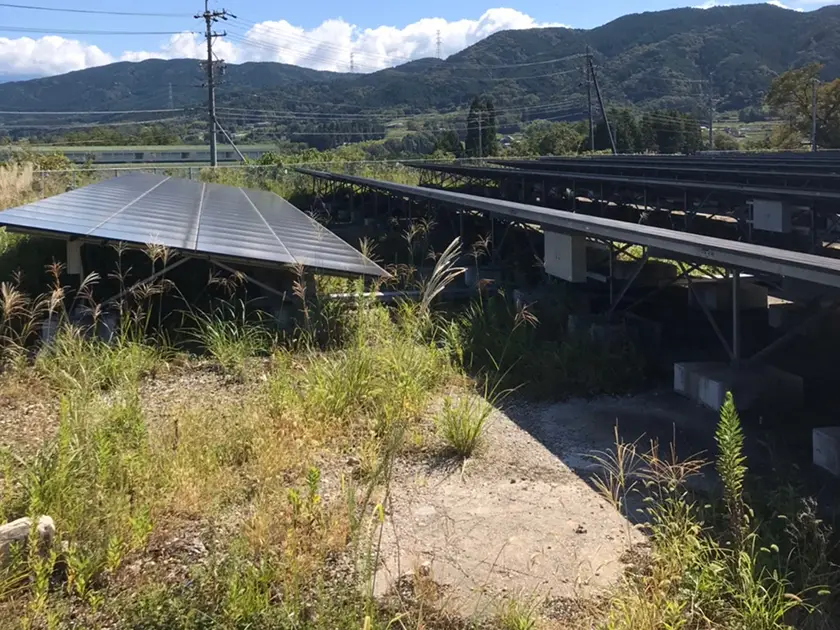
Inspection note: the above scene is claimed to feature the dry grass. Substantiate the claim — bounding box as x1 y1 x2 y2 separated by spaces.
0 163 34 211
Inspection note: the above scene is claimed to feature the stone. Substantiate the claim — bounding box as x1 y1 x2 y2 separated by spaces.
0 515 55 558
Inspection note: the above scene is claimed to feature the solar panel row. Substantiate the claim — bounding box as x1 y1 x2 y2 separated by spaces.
0 173 386 277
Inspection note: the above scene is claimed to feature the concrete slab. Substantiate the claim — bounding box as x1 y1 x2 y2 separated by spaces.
674 361 803 415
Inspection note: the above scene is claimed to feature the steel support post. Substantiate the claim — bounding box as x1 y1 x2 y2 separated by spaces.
732 269 741 364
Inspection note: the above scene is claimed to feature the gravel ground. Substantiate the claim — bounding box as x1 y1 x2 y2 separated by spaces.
0 373 57 458
0 365 722 625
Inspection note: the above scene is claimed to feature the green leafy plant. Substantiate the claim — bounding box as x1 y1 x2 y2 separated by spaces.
716 391 748 547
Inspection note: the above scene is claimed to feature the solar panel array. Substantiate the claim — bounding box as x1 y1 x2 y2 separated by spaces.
0 173 386 277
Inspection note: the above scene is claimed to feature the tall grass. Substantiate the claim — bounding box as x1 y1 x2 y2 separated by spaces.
186 299 274 379
596 394 836 630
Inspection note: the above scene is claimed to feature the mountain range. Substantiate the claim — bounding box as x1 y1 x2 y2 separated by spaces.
0 3 839 126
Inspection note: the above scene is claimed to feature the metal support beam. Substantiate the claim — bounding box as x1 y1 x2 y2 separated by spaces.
606 249 649 318
623 261 704 313
749 299 839 364
681 263 734 360
210 260 288 301
104 256 191 306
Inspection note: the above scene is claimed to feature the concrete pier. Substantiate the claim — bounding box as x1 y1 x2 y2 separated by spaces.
814 427 840 477
674 361 803 415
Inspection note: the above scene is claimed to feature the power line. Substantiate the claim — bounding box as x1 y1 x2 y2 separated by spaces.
214 99 586 123
215 110 587 138
0 3 187 17
0 108 186 116
0 26 194 35
0 116 191 130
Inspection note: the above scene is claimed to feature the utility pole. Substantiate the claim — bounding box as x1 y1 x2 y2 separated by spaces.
196 0 232 167
436 30 442 59
477 110 483 159
350 52 355 73
812 78 819 152
588 53 616 154
708 72 714 149
168 82 174 110
586 46 594 152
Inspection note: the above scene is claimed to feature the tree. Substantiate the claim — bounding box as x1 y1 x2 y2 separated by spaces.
519 121 582 156
596 109 641 153
713 132 740 151
465 96 498 158
653 110 686 154
766 63 840 149
738 107 766 123
681 114 703 154
639 113 658 152
435 130 464 157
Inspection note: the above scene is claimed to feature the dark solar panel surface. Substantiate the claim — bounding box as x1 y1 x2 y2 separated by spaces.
0 173 386 276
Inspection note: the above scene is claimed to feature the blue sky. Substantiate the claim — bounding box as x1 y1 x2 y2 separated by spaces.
0 0 837 77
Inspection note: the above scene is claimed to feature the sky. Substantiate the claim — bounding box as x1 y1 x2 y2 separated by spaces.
0 0 838 79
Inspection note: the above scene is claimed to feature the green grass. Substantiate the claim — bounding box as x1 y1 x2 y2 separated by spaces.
596 394 838 630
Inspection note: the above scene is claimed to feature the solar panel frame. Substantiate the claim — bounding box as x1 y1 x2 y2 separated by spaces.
0 173 387 277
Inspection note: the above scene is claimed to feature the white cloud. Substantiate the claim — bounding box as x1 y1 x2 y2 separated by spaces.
765 0 804 10
0 7 567 78
0 35 112 76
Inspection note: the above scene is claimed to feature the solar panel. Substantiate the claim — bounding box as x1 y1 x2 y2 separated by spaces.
0 173 387 277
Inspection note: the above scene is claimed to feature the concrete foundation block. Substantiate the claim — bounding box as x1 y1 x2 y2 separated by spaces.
813 427 840 478
674 361 803 414
688 278 768 312
568 315 627 345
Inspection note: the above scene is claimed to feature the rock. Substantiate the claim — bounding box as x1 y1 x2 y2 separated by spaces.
574 524 587 535
0 515 55 558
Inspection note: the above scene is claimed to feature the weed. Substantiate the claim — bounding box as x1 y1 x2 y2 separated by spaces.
598 393 814 630
186 299 274 378
497 596 540 630
716 391 748 548
435 390 496 459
